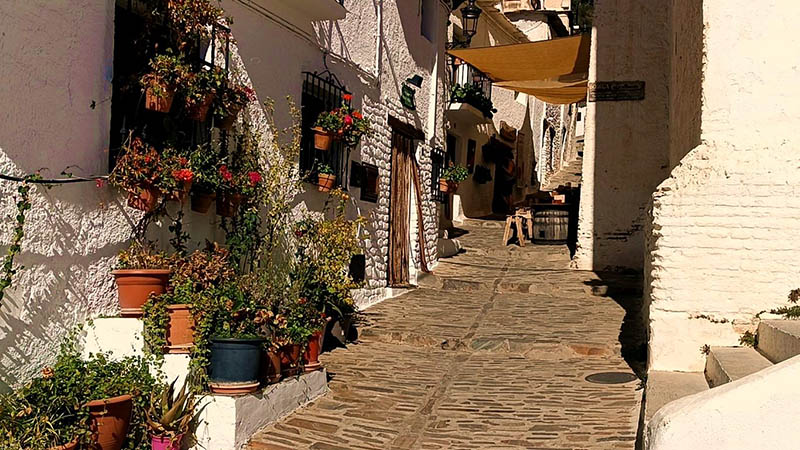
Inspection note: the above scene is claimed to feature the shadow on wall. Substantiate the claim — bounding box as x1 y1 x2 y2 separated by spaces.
588 0 703 273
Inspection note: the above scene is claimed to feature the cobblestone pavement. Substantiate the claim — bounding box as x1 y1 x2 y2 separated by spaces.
248 219 644 450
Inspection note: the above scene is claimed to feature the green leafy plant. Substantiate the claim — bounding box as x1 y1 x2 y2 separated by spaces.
314 100 372 147
139 52 187 97
0 176 37 304
146 377 205 442
0 332 160 449
182 67 224 110
188 143 222 194
441 165 469 183
450 83 497 118
770 288 800 318
739 330 757 347
314 109 344 134
316 162 334 175
214 81 255 118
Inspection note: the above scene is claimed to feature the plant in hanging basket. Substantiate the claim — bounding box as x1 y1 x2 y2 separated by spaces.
188 143 222 213
140 52 187 113
313 98 372 149
113 241 173 318
214 81 255 130
183 67 223 121
160 148 194 202
215 159 262 217
110 137 164 212
315 162 336 192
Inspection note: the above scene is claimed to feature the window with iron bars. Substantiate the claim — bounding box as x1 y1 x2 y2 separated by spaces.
431 147 447 204
300 71 351 189
448 57 492 102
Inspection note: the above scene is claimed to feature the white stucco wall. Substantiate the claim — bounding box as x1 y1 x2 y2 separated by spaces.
646 0 800 371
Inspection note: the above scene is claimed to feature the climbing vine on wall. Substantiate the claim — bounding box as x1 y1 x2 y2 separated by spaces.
0 175 41 304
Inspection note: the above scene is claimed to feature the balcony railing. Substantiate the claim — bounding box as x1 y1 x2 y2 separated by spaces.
449 59 492 102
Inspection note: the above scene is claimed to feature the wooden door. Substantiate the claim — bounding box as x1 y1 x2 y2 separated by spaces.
388 130 413 287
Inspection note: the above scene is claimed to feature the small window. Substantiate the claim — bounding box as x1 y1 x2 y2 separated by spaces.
431 147 447 204
421 0 436 42
360 162 379 203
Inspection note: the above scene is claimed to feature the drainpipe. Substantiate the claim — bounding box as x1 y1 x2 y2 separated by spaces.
374 0 382 84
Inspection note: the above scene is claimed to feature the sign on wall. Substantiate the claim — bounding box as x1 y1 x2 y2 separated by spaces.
588 81 645 102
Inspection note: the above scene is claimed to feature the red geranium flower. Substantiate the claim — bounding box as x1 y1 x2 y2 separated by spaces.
342 93 352 102
353 111 363 120
219 165 233 182
173 169 194 182
248 171 262 186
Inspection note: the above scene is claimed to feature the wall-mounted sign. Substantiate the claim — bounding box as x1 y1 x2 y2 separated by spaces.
401 85 417 110
588 81 645 102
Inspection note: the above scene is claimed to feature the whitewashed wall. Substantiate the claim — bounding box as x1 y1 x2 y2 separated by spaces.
646 0 800 371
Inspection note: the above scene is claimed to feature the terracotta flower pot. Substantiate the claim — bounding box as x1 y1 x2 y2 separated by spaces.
261 349 282 384
216 107 242 131
127 186 161 212
144 83 176 113
151 433 184 450
190 190 216 213
86 394 133 450
279 344 303 378
112 269 171 318
167 180 192 203
186 93 215 121
47 438 78 450
216 192 243 217
303 330 324 373
439 178 459 194
317 174 336 193
313 127 334 151
165 304 195 354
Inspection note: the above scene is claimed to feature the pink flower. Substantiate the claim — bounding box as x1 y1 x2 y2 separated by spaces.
219 165 233 182
95 178 105 188
248 171 262 186
344 115 353 126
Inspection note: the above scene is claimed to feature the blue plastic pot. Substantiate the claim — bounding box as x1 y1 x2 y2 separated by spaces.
209 338 264 384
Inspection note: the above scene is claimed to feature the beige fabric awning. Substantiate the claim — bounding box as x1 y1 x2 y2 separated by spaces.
448 34 590 104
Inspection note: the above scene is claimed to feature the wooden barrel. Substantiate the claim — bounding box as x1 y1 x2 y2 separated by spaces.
533 209 569 244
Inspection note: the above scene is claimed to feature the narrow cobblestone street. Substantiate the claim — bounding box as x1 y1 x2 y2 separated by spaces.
249 219 643 450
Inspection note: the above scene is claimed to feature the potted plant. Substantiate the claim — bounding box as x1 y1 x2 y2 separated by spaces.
183 67 223 121
336 102 372 148
316 163 336 192
439 165 469 193
199 281 265 395
0 334 159 450
140 52 186 113
312 109 343 151
112 241 172 318
216 161 262 217
449 83 497 118
274 295 324 378
188 144 221 213
146 378 204 450
109 137 163 212
160 148 194 202
214 81 255 130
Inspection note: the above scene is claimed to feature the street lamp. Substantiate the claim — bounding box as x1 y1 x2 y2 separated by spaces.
460 0 482 45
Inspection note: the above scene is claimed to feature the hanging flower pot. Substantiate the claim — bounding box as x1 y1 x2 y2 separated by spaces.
216 107 242 131
317 174 336 193
127 186 161 212
216 192 243 217
86 394 133 450
312 127 334 151
190 189 216 214
186 93 215 122
279 344 303 378
167 180 192 203
144 83 176 113
208 338 264 395
303 330 324 373
150 434 184 450
165 304 195 354
112 269 170 317
260 348 282 385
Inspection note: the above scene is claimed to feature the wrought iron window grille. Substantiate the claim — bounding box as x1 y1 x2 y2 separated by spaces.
431 146 447 204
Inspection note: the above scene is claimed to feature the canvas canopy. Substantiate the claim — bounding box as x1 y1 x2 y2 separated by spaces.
448 34 590 104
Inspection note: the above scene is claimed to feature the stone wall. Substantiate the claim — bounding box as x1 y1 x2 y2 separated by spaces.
646 0 800 371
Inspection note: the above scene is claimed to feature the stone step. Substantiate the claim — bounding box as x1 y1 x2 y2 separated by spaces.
645 371 709 422
757 320 800 363
704 347 773 388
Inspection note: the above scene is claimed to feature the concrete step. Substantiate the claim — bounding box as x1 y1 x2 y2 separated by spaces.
757 320 800 363
705 346 773 388
645 371 709 422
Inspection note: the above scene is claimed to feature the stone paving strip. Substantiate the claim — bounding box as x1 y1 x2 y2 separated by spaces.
248 220 643 449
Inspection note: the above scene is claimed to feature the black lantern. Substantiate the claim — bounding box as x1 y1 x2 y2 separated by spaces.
460 0 482 44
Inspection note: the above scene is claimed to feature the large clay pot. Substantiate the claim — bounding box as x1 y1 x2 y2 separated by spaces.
150 433 184 450
279 344 303 378
112 269 170 318
190 190 216 214
86 394 133 450
208 338 263 395
303 331 323 373
127 186 161 212
260 349 281 385
317 174 336 193
215 192 243 218
144 83 176 113
165 304 195 354
46 438 78 450
312 127 334 151
186 93 215 121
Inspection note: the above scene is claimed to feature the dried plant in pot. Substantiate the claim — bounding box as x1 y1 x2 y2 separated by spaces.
214 81 255 130
140 52 187 113
112 241 172 318
146 377 205 450
109 136 164 212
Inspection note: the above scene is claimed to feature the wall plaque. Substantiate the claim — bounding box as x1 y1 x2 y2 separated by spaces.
588 81 645 102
